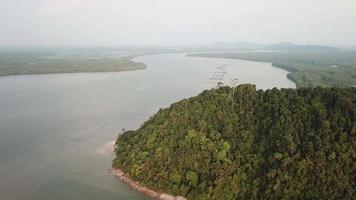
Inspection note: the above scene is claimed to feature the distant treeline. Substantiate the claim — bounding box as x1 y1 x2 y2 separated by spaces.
0 52 145 76
113 84 355 199
188 51 356 88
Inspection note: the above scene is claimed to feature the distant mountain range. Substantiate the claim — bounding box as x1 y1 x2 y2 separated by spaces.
211 41 338 52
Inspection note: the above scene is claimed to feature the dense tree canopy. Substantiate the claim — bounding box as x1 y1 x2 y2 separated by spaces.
113 84 355 199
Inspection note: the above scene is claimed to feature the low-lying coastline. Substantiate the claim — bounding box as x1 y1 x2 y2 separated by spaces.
0 54 146 77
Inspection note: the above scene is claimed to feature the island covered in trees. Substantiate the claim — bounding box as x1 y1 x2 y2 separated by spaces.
113 84 355 199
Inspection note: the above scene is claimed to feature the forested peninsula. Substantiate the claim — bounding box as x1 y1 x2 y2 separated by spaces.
113 84 355 200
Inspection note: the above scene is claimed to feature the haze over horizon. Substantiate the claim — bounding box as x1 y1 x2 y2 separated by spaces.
1 0 356 47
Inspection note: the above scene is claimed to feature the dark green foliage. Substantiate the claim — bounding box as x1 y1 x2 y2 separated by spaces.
113 85 356 199
188 51 356 88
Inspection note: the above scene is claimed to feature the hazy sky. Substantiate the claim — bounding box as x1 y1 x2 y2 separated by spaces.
1 0 355 47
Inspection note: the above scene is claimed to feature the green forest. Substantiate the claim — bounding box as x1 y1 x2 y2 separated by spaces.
188 51 356 88
113 84 355 199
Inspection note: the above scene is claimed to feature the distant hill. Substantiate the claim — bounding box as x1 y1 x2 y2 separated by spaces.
113 85 355 200
210 41 338 52
267 42 338 52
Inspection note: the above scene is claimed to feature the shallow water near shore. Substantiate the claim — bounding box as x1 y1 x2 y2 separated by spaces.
0 53 294 200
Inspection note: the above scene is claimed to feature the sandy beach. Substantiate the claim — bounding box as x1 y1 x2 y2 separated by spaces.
96 140 116 156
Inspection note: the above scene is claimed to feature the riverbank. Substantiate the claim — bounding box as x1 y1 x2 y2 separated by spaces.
187 52 356 88
0 53 146 77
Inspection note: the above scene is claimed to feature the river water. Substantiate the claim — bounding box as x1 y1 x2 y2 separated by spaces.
0 53 295 200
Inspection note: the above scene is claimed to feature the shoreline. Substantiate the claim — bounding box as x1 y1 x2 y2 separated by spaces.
0 65 146 77
110 142 186 200
0 55 147 77
187 53 298 87
109 168 186 200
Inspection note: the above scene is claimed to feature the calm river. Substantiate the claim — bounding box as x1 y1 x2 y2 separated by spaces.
0 53 295 200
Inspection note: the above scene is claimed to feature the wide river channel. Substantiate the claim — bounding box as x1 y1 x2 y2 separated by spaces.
0 53 295 200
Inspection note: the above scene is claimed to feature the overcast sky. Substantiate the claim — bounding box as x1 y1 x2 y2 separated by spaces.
1 0 355 47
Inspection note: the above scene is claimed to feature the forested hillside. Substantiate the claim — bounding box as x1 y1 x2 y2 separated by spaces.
113 85 355 199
